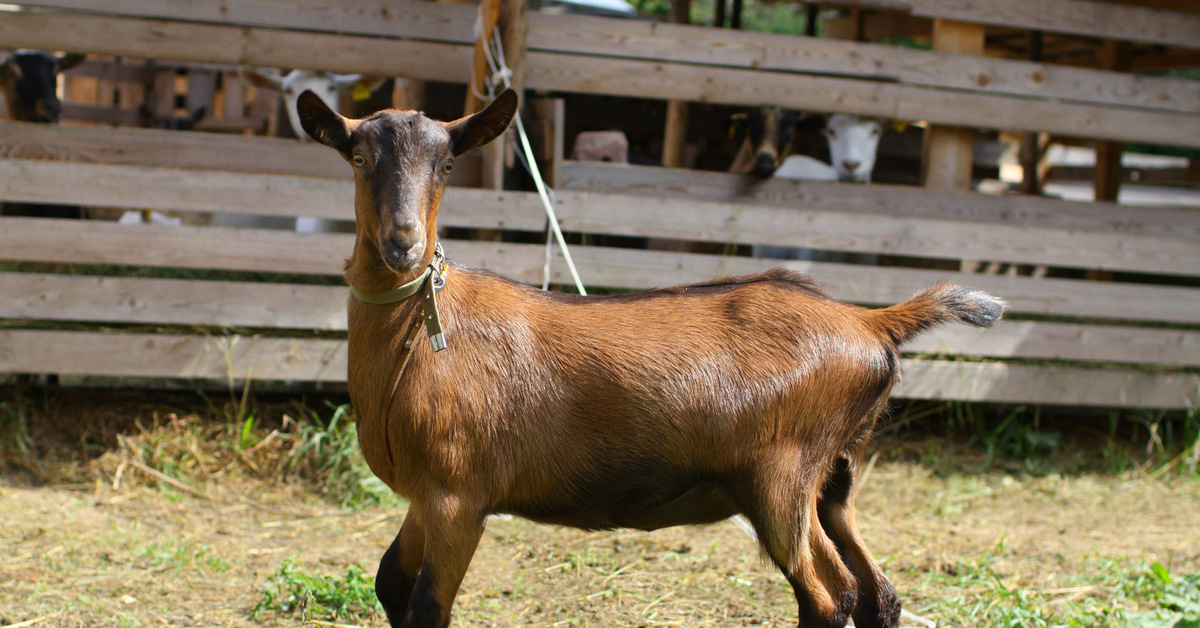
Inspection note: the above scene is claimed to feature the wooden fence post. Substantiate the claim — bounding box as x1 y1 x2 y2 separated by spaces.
923 19 984 192
924 19 985 272
1093 40 1132 203
662 0 690 168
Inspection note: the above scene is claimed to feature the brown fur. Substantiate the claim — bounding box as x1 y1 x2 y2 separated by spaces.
297 88 1006 628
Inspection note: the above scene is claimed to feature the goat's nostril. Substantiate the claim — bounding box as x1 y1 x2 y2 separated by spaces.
843 161 861 173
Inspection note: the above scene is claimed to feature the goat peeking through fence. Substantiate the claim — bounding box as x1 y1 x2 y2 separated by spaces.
296 86 1005 628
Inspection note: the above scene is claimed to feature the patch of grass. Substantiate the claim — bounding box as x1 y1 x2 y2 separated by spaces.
882 401 1200 480
1121 564 1200 628
903 548 1200 628
96 397 398 510
279 402 400 510
0 388 43 477
136 540 231 574
252 556 381 623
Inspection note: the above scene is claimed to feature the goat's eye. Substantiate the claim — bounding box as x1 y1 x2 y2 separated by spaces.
353 154 366 167
442 160 454 175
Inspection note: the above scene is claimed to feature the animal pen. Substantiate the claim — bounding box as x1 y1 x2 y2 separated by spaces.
0 0 1198 411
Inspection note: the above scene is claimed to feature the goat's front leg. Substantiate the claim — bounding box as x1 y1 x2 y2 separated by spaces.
377 510 426 626
400 496 486 628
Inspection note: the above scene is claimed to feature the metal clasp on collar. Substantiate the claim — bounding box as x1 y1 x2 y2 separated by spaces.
424 242 448 352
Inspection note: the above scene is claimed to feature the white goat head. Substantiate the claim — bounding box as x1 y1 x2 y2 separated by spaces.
824 114 882 183
241 68 364 140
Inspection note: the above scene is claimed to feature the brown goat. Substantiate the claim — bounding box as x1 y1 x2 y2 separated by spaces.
297 88 1005 628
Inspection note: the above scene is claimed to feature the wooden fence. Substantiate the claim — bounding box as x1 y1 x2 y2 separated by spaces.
1 0 1198 409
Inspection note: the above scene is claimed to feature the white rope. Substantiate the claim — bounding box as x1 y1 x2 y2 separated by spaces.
478 23 587 295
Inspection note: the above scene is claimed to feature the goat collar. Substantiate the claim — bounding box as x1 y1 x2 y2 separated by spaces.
352 241 447 305
351 241 448 352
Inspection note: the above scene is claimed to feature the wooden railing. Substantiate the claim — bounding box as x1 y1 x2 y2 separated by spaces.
1 0 1198 409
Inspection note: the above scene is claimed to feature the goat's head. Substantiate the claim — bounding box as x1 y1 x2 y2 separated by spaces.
824 114 882 183
0 51 85 123
243 69 366 141
732 106 799 178
298 88 517 277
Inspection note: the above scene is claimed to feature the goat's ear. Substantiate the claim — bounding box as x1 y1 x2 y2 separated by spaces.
56 53 86 73
1 58 20 84
240 67 284 91
297 90 354 154
446 88 517 156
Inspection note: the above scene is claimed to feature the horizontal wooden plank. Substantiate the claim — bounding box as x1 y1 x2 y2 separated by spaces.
542 242 1200 326
561 161 1200 240
4 217 1200 325
525 12 1200 115
2 329 1194 407
4 9 1199 147
4 126 1193 241
0 120 346 178
556 192 1200 278
0 273 348 330
5 272 1197 367
0 329 348 382
0 10 473 84
820 0 1200 49
0 159 549 230
4 160 1195 278
4 160 1198 277
11 0 478 45
0 217 352 275
903 320 1200 368
20 0 1199 114
524 51 1200 149
894 361 1200 409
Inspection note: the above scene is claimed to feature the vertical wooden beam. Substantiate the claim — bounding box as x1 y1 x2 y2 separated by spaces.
469 0 526 191
1019 31 1044 195
730 0 743 30
714 0 726 28
1094 40 1132 203
498 0 527 172
923 19 985 192
662 0 690 168
531 97 565 189
662 100 689 168
464 0 501 117
924 19 985 272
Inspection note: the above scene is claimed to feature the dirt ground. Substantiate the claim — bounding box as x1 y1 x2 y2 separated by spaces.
2 395 1199 628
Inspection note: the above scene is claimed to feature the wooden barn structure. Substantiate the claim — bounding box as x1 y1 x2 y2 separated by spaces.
1 0 1198 410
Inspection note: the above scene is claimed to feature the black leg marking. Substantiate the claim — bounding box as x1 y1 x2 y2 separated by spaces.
376 534 416 626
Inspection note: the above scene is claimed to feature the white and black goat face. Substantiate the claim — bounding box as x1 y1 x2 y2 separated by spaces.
824 114 882 183
242 68 364 141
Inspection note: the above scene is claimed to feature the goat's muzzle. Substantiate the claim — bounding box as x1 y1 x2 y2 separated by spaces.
752 152 778 178
382 229 426 273
32 98 62 123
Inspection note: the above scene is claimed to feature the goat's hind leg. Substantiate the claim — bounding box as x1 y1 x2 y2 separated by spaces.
817 456 900 628
739 453 857 627
377 510 427 626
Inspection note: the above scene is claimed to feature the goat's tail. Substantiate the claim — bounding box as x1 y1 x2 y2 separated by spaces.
869 282 1006 346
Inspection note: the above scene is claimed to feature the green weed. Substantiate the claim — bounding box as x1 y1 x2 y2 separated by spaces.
135 540 231 574
0 389 42 476
278 402 399 510
1121 563 1200 628
252 556 381 623
906 550 1200 628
